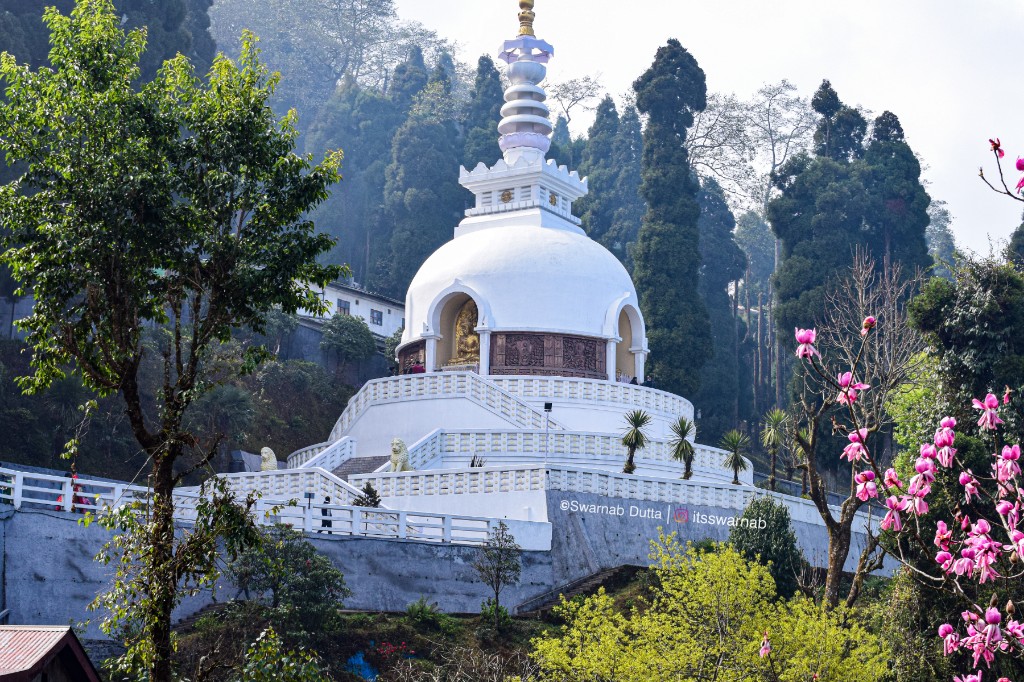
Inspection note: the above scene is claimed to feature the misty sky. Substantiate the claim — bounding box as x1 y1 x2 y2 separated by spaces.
396 0 1024 254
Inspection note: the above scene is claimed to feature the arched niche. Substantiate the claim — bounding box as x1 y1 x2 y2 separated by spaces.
436 294 480 370
615 304 645 382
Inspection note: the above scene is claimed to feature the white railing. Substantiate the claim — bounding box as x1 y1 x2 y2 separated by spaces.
427 430 748 482
329 373 563 441
218 468 364 506
0 467 507 547
351 465 547 499
257 499 497 544
406 429 446 470
349 464 873 529
300 437 357 472
489 376 694 420
287 441 333 469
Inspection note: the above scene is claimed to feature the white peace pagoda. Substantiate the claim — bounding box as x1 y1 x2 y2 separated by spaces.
277 0 748 525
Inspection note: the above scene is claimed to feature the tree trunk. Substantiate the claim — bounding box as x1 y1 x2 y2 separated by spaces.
823 518 854 610
149 453 178 682
773 238 783 410
768 446 777 492
623 447 636 474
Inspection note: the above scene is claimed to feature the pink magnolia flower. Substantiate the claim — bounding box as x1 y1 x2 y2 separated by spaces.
855 470 877 501
1018 158 1024 172
836 371 870 405
1017 175 1024 195
861 315 876 336
841 429 869 462
881 495 908 531
936 550 954 571
953 674 982 682
991 137 1006 157
759 632 771 658
997 445 1021 481
939 623 960 655
961 471 980 502
884 467 902 489
795 328 819 359
973 394 1004 430
934 520 952 551
920 443 938 460
1005 386 1013 404
952 548 976 576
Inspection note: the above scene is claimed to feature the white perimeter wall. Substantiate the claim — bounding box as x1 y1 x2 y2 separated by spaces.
381 489 549 523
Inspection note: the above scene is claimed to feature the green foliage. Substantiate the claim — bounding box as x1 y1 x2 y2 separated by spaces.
909 256 1024 427
461 55 504 167
604 105 645 270
228 524 351 637
90 476 262 679
694 177 748 442
668 416 696 479
719 428 751 484
352 482 382 508
620 409 652 474
479 599 512 631
927 200 958 280
632 39 712 399
735 210 775 299
236 627 330 682
1008 211 1024 267
384 326 404 372
760 408 790 491
531 537 888 681
729 496 804 599
320 313 377 369
472 521 522 628
576 96 620 245
0 5 342 679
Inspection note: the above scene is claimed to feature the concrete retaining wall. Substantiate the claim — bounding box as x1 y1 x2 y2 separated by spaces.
0 491 889 637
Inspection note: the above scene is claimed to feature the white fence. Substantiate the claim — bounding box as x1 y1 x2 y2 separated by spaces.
218 467 363 506
287 441 333 469
489 376 694 421
350 464 874 529
297 437 357 472
0 467 516 547
329 373 562 441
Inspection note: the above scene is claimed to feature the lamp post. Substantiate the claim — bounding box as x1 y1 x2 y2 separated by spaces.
543 402 553 467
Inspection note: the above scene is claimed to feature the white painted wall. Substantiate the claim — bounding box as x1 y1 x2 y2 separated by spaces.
379 489 549 523
299 283 405 340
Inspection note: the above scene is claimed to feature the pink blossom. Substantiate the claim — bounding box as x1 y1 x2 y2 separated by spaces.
953 674 982 682
836 372 870 405
991 137 1006 157
795 328 819 359
1017 175 1024 195
920 443 938 459
952 548 976 576
934 520 952 551
1018 158 1024 172
855 470 877 501
759 632 771 658
882 495 908 531
840 429 869 463
996 445 1022 482
961 471 980 502
861 315 876 336
1005 386 1013 404
973 394 1004 430
936 550 953 571
939 623 960 655
884 467 902 489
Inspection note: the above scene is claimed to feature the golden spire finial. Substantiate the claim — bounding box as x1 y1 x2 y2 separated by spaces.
518 0 535 36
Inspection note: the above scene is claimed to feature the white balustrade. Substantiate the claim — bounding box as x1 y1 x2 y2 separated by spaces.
329 373 561 441
218 467 363 506
351 465 547 499
490 376 694 420
287 441 332 469
299 437 357 472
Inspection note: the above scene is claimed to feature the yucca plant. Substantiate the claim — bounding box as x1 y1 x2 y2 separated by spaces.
719 429 751 485
760 409 789 492
792 427 811 496
621 409 652 474
669 416 697 480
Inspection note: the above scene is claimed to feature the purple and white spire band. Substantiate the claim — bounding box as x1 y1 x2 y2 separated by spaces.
497 2 554 163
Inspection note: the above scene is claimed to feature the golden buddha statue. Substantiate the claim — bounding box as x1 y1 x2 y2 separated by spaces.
450 299 480 365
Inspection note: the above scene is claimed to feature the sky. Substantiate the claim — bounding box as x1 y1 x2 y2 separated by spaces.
395 0 1024 254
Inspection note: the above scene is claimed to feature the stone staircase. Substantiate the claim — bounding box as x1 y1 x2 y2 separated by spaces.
333 456 391 482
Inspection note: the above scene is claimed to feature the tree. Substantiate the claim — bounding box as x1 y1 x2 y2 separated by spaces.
531 536 888 681
926 202 958 281
761 408 789 491
0 4 342 679
719 429 750 485
547 75 601 126
668 416 696 480
576 96 619 245
620 409 651 475
1008 210 1024 267
461 55 504 167
471 521 522 629
603 104 645 269
632 39 712 399
384 326 404 373
729 496 804 599
694 177 747 442
319 313 377 372
352 482 381 507
235 627 331 682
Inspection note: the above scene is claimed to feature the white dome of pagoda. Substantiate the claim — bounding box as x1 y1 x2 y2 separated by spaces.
395 0 648 382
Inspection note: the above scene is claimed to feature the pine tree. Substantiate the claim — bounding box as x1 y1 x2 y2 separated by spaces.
380 57 464 298
604 105 645 270
632 39 712 398
576 96 619 244
693 178 747 442
462 55 504 167
811 79 866 162
861 111 932 279
389 45 428 112
1008 212 1024 267
927 200 958 279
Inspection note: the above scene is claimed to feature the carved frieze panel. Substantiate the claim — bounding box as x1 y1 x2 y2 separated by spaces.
490 332 605 380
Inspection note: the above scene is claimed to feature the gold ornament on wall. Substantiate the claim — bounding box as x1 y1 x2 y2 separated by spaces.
451 299 480 365
501 189 514 204
549 191 558 207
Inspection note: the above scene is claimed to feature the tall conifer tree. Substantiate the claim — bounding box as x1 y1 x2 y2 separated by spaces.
694 178 747 441
632 39 711 397
577 96 619 244
462 55 504 167
605 104 645 270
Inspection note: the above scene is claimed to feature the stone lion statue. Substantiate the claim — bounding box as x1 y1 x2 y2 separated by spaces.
260 447 278 471
390 438 411 472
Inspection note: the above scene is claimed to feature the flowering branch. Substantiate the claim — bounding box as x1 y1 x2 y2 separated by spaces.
979 138 1024 203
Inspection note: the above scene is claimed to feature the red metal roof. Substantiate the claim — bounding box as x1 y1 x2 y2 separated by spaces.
0 626 100 682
